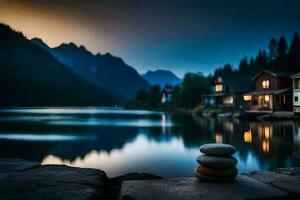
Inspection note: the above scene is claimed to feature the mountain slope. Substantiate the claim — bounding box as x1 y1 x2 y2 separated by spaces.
32 38 149 100
142 70 181 87
0 23 122 106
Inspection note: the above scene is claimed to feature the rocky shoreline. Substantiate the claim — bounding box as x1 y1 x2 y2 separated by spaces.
0 159 299 200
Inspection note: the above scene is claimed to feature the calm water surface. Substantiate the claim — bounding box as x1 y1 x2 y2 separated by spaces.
0 107 299 177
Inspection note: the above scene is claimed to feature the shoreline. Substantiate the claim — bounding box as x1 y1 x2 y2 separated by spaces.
1 159 299 200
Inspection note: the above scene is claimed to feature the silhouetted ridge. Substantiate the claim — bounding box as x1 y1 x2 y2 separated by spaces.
142 69 181 87
34 39 150 100
0 23 122 106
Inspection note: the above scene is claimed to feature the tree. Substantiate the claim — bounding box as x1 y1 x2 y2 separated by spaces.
288 32 300 71
135 89 148 103
147 85 161 109
268 38 278 60
238 57 249 74
277 36 288 57
180 73 210 108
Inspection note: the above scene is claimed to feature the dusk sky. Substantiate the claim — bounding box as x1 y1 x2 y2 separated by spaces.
1 0 300 77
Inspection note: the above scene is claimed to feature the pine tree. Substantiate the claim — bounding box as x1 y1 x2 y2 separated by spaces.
238 57 249 74
268 38 278 60
288 32 300 71
277 36 288 57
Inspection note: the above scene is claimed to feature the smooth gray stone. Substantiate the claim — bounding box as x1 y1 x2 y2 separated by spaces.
197 155 237 168
120 176 287 200
0 159 108 200
199 143 236 156
196 166 238 177
195 170 236 182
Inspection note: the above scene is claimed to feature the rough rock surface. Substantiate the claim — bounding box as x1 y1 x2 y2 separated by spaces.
195 171 236 182
199 143 236 156
0 159 108 200
120 176 287 200
121 168 300 200
243 170 300 195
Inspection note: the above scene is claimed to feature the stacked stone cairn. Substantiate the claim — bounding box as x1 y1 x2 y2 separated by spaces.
195 143 238 182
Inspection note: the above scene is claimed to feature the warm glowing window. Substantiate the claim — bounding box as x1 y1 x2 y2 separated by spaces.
215 134 223 143
243 95 252 101
262 80 270 89
215 84 223 92
223 96 233 104
264 95 270 102
244 130 252 143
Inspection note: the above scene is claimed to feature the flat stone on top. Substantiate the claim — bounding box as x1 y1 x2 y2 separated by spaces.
200 143 236 156
197 155 237 168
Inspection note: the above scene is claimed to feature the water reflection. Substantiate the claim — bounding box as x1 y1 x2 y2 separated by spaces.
0 107 299 177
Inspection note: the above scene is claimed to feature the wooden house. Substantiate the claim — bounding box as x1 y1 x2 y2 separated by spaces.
291 72 300 114
202 74 253 108
243 70 293 112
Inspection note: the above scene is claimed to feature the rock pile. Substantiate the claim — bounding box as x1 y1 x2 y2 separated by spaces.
195 143 238 182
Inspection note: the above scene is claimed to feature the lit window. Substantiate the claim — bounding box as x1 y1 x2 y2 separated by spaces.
264 95 270 102
243 95 252 101
215 84 223 92
244 130 252 143
223 96 233 104
262 80 270 89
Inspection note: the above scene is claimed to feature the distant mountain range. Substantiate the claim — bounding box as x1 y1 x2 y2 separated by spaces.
31 38 149 100
142 70 181 87
0 23 149 106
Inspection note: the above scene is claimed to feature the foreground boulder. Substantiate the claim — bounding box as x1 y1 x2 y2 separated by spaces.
0 159 108 200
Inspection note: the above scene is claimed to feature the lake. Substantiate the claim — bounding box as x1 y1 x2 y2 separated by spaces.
0 107 299 177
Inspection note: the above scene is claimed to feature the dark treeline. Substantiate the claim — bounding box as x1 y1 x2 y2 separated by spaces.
126 73 210 109
214 33 300 77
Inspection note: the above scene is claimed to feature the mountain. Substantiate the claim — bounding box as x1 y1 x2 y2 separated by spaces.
0 23 122 106
142 70 181 87
31 38 149 100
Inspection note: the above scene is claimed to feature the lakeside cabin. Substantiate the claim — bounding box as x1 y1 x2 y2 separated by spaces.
291 72 300 114
202 74 253 108
243 70 293 112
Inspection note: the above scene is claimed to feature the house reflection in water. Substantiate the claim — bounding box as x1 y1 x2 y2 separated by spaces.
215 133 223 143
243 130 252 143
245 121 296 161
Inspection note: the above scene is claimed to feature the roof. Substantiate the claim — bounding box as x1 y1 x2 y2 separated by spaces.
221 74 254 93
202 93 228 97
291 72 300 79
244 88 291 96
252 70 295 81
